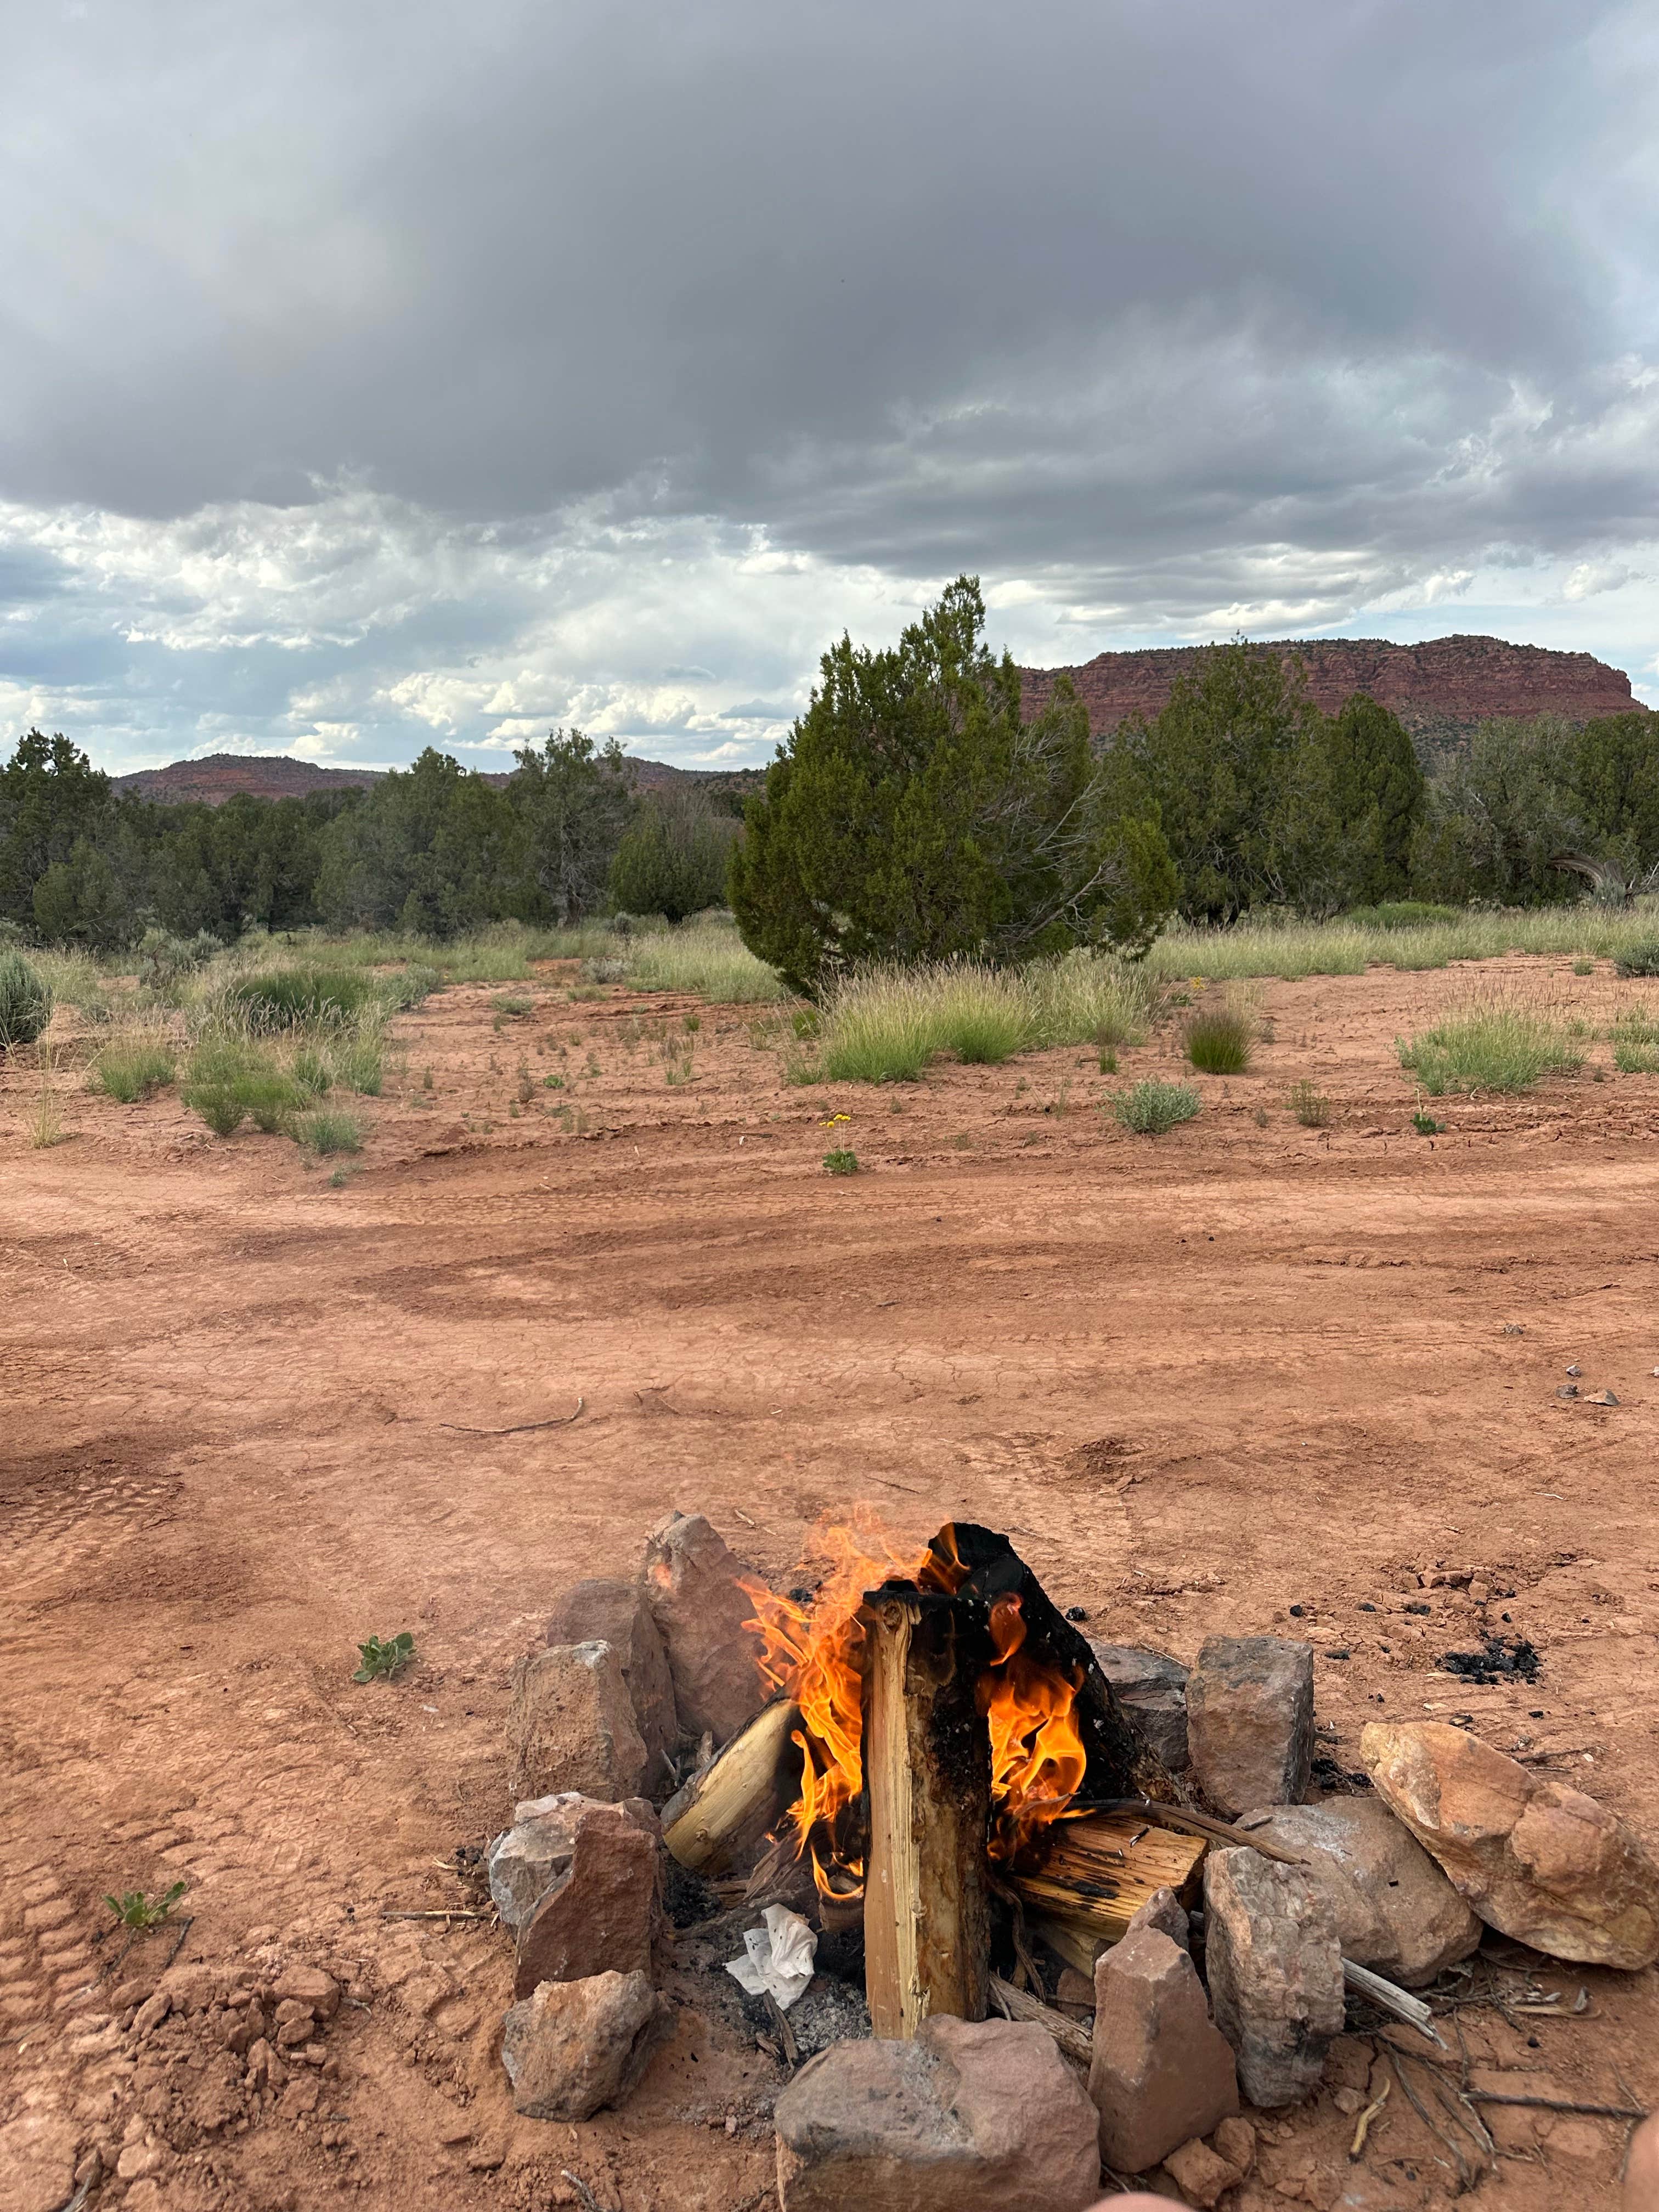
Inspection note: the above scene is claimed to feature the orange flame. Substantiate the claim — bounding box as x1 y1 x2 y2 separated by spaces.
740 1513 1086 1890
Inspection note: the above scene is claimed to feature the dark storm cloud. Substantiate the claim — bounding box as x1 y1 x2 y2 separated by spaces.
1 0 1654 765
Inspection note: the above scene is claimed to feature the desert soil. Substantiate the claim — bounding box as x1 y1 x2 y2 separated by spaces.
3 953 1657 2211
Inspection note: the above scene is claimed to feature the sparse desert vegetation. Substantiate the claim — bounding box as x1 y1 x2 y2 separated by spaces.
1396 996 1584 1095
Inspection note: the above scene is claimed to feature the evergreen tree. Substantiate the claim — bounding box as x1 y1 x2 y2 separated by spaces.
1566 711 1659 872
0 731 113 931
607 787 737 921
1412 718 1582 905
1319 692 1425 902
730 577 1175 995
509 730 637 924
316 749 526 935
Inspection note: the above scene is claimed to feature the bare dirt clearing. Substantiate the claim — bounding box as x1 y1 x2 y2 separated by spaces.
4 953 1658 2210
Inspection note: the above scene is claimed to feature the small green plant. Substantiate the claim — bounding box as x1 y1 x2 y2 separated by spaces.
421 1065 434 1091
1288 1080 1331 1128
232 967 380 1028
1184 1003 1254 1074
30 1043 66 1149
684 1012 701 1033
298 1109 364 1156
1252 1104 1269 1127
543 1073 565 1089
0 951 51 1049
331 1032 384 1095
95 1035 177 1103
246 1074 304 1135
291 1046 334 1097
1572 958 1595 977
1612 1009 1659 1074
1098 1047 1118 1074
104 1880 187 1931
1614 940 1659 980
822 1148 860 1175
1412 1109 1444 1135
353 1631 415 1682
1113 1080 1201 1135
494 994 533 1017
792 1008 820 1040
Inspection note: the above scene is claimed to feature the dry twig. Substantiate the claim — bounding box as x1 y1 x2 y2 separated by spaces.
1349 2078 1390 2160
439 1397 584 1435
379 1907 494 1922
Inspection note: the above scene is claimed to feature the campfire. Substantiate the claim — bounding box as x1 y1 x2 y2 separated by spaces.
667 1513 1186 2036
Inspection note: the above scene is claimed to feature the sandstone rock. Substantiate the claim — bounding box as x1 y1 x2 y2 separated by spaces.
547 1577 679 1793
1203 1847 1344 2108
489 1792 659 1929
1212 2115 1255 2176
1360 1721 1659 1970
1123 1884 1190 1954
1088 1925 1237 2172
514 1805 662 1998
640 1511 766 1748
1625 2113 1659 2210
774 2016 1101 2212
1161 2136 1242 2208
131 1990 171 2035
1090 1643 1189 1773
1186 1636 1313 1819
273 1965 340 2019
1234 1799 1481 1986
500 1970 666 2120
507 1640 650 1803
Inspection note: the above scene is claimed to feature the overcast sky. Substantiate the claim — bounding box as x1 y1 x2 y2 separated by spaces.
3 0 1656 774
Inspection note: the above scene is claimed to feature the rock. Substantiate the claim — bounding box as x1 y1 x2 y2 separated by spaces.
1212 2116 1255 2176
1088 1925 1238 2172
547 1577 679 1793
1090 1643 1189 1773
1360 1722 1659 1970
131 1990 171 2035
117 2140 167 2181
1161 2136 1243 2207
1203 1847 1345 2108
514 1804 662 1998
273 1965 340 2019
507 1640 651 1803
774 2015 1101 2212
1122 1885 1190 1954
1626 2113 1659 2210
1233 1800 1481 1987
1186 1636 1313 1818
500 1970 666 2120
640 1511 767 1748
489 1792 659 1931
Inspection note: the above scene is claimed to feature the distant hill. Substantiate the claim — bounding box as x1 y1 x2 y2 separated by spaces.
111 751 768 808
1018 634 1641 753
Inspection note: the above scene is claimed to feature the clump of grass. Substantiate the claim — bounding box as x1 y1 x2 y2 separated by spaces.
94 1031 177 1102
298 1109 364 1156
1615 940 1659 979
1184 999 1255 1074
1611 1007 1659 1074
0 950 52 1048
493 992 534 1017
1397 998 1583 1096
231 966 381 1028
180 1036 269 1137
1023 950 1156 1048
822 1148 860 1175
29 1041 66 1148
1572 958 1595 977
1112 1079 1201 1135
621 917 787 1003
1342 901 1459 930
932 966 1031 1064
1288 1080 1331 1128
818 967 938 1082
291 1046 333 1096
330 1028 385 1096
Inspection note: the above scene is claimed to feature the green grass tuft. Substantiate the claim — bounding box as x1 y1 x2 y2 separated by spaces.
1184 1002 1254 1074
94 1032 177 1102
231 966 382 1028
1397 1000 1583 1095
298 1108 364 1156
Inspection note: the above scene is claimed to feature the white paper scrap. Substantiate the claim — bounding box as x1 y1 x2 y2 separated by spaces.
725 1904 817 2011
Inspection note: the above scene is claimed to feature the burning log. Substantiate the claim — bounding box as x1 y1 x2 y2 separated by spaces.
1012 1812 1207 1959
860 1586 992 2036
661 1697 801 1874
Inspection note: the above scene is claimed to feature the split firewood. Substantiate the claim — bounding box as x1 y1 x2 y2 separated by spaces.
988 1972 1092 2068
861 1584 991 2037
1011 1811 1206 1944
661 1697 801 1873
1342 1958 1447 2047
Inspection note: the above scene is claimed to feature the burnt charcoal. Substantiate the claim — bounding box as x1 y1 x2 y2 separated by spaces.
1439 1635 1541 1685
1404 1601 1431 1615
1311 1756 1373 1793
787 1972 872 2057
1064 1606 1088 1622
812 1926 867 1984
664 1860 723 1928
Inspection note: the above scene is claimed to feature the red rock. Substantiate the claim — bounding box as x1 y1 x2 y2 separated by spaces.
514 1809 661 1998
1361 1722 1659 1970
1212 2116 1255 2176
1020 637 1640 739
546 1578 679 1793
273 1965 340 2019
1161 2135 1243 2207
508 1640 650 1803
1088 1925 1238 2171
1122 1884 1190 1953
1186 1636 1313 1820
1625 2113 1659 2209
775 2017 1101 2211
1203 1848 1345 2108
501 1970 667 2120
640 1511 767 1748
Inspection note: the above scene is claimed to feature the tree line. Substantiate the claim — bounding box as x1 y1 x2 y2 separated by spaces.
3 577 1654 968
0 731 739 951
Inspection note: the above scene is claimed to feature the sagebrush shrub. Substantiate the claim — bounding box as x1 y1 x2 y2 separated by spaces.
1112 1080 1201 1135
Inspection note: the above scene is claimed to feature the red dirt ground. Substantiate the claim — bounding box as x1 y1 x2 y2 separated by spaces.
4 955 1658 2210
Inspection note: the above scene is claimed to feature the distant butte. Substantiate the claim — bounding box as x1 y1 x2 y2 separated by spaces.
1018 633 1640 742
110 752 765 807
